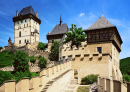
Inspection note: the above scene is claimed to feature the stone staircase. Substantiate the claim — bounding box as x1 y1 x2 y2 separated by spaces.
64 79 78 92
41 70 71 92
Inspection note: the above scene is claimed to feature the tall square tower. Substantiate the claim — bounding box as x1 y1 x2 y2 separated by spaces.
13 6 41 47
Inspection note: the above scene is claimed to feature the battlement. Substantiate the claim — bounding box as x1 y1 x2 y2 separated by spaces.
0 61 71 92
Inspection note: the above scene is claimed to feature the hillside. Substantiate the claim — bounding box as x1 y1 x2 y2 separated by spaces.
120 57 130 82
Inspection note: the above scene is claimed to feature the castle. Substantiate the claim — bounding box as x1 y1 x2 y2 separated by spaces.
2 6 123 85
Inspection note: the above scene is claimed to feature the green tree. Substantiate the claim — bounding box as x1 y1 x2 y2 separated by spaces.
38 57 47 69
13 50 29 72
64 24 86 48
30 56 36 64
0 51 14 68
48 41 59 61
0 46 3 50
37 42 47 51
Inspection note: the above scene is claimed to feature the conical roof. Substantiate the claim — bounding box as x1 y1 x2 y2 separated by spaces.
86 16 115 30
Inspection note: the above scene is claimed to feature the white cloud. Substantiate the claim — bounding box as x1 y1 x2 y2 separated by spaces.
80 13 85 16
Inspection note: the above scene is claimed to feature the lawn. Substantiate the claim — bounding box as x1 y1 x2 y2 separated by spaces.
77 86 89 92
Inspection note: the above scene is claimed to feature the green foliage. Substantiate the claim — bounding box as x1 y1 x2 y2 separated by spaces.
0 46 3 50
38 57 47 69
37 42 47 51
30 56 36 64
48 41 59 61
38 55 42 59
0 51 14 68
81 74 99 85
13 71 31 82
64 24 86 48
120 57 130 82
13 50 29 72
0 70 13 85
123 74 130 83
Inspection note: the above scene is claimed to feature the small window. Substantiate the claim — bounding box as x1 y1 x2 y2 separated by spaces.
25 20 26 22
92 34 95 38
27 24 28 27
97 47 102 53
19 40 21 44
24 24 25 28
17 22 19 24
19 31 21 37
25 39 26 43
100 33 103 38
21 20 23 23
105 33 108 37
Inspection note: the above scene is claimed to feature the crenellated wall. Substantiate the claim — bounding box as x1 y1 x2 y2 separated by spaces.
60 41 122 83
0 61 71 92
98 76 129 92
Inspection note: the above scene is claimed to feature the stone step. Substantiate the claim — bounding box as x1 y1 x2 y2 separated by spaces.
68 85 76 89
64 89 73 92
70 79 78 85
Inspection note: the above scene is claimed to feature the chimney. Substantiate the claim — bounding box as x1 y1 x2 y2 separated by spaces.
36 12 38 17
16 10 18 16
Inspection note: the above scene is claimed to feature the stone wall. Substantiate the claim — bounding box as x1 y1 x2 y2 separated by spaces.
0 61 71 92
61 41 122 83
98 76 129 92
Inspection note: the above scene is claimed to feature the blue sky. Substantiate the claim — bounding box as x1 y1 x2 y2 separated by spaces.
0 0 130 59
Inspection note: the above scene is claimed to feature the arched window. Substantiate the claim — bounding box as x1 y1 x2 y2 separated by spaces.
25 39 26 43
27 24 28 27
24 24 25 28
19 31 21 37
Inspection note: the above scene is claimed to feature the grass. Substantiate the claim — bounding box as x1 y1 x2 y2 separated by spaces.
77 86 89 92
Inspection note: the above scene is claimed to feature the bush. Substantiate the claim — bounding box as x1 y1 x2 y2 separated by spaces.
38 57 47 69
30 56 36 64
0 70 13 85
13 50 29 72
37 42 47 51
38 55 42 59
81 74 99 85
0 51 14 68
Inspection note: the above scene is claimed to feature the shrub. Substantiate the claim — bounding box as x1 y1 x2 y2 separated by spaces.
0 51 14 68
0 70 13 85
30 56 36 64
13 71 31 82
37 42 47 51
38 55 42 59
38 57 47 69
81 74 99 85
13 50 29 72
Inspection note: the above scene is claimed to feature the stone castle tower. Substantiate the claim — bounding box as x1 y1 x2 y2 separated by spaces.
13 6 41 47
